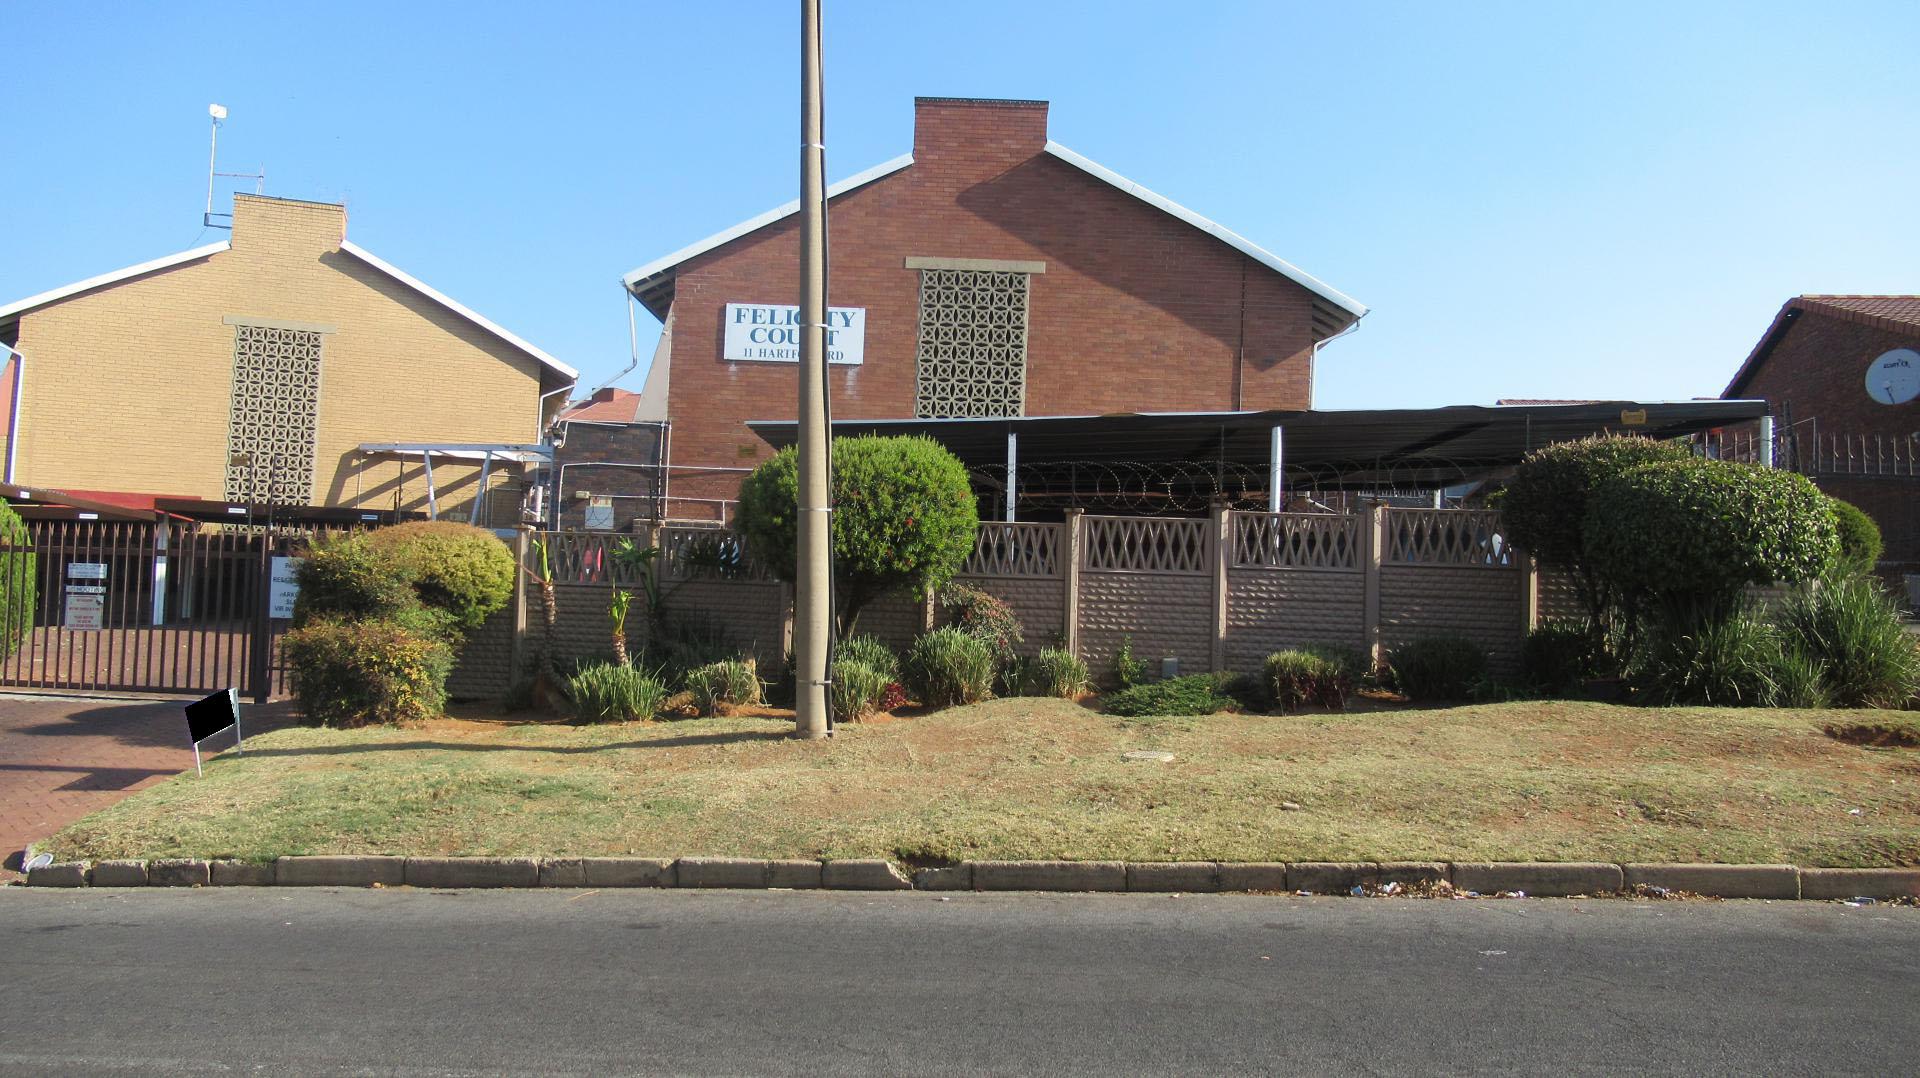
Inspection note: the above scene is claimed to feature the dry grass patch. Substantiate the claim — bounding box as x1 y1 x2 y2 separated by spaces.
43 699 1920 867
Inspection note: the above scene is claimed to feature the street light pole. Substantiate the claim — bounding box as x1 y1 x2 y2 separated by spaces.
793 0 831 739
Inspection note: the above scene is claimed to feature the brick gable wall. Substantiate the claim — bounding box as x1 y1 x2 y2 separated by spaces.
657 99 1326 519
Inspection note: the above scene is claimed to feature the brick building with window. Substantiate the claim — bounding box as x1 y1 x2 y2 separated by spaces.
0 194 576 524
621 96 1367 522
1722 295 1920 574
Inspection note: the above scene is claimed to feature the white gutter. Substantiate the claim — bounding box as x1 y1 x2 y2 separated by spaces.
0 241 230 322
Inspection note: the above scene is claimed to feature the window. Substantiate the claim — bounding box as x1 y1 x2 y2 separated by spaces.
224 321 324 504
913 267 1031 418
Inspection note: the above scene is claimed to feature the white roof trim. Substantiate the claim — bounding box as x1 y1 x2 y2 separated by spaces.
621 153 916 291
339 240 579 381
1042 141 1368 319
0 241 230 323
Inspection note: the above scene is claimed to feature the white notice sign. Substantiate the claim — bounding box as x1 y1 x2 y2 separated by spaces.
722 303 864 365
64 591 103 631
67 562 108 580
270 556 303 620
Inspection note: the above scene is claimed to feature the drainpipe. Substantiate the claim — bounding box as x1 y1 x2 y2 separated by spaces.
1307 315 1365 410
1 343 21 484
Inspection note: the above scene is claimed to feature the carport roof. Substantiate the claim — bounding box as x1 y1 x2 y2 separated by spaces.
748 400 1768 487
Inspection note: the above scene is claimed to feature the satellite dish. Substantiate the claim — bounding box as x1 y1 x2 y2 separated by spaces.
209 103 228 121
1865 348 1920 406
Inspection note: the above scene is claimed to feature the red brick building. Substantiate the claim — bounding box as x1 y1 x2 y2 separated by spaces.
622 97 1366 522
1723 295 1920 573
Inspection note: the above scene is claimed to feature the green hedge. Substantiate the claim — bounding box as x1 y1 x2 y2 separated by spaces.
0 498 35 658
1585 459 1838 614
1827 497 1883 572
364 521 515 635
281 617 454 727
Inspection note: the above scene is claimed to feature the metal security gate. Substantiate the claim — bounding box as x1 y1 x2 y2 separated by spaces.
0 521 313 699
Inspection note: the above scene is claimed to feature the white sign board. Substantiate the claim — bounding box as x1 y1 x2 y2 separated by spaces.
722 303 864 365
67 562 108 580
269 556 303 620
64 591 104 630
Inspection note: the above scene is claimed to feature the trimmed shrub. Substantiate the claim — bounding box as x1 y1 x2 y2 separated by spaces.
683 658 763 716
1263 650 1352 712
1828 497 1883 573
736 435 979 627
1778 576 1920 708
567 662 667 723
830 658 891 722
1629 604 1789 707
1021 647 1091 698
1501 433 1692 628
835 633 901 682
1522 619 1606 695
1102 674 1233 717
939 582 1024 683
1389 634 1489 702
904 626 995 708
292 533 418 627
364 521 515 635
282 616 453 727
1585 459 1838 618
1300 643 1371 684
0 497 35 657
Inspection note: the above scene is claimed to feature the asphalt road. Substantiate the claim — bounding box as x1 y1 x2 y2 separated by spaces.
0 888 1914 1076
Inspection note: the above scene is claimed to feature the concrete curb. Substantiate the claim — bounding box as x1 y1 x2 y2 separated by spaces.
19 857 1917 900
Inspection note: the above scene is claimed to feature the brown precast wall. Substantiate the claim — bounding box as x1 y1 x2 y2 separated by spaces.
855 591 930 654
1224 571 1366 671
1076 516 1214 679
952 575 1067 655
448 606 515 699
1373 508 1525 674
1536 567 1587 625
659 578 788 671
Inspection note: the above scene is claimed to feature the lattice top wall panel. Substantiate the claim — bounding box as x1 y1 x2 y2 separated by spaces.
914 269 1030 419
1231 512 1361 571
962 522 1063 578
1082 516 1212 575
1383 509 1513 569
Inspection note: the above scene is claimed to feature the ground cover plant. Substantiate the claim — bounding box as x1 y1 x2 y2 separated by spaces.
46 699 1920 868
1020 647 1090 698
1387 635 1488 702
1101 673 1234 717
683 658 762 716
1263 649 1352 712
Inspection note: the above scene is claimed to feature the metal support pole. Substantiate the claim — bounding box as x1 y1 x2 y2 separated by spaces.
421 451 438 520
792 0 831 740
1005 430 1018 523
475 451 494 527
1758 415 1776 469
1268 425 1284 512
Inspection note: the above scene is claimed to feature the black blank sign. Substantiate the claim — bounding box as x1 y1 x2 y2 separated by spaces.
185 689 238 745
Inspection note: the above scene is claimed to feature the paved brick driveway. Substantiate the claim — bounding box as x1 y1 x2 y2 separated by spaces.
0 693 295 873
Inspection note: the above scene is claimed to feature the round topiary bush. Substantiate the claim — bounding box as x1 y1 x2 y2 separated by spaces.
1584 459 1838 616
736 435 979 628
281 616 454 727
292 533 418 627
1827 497 1883 573
0 497 36 658
364 521 516 635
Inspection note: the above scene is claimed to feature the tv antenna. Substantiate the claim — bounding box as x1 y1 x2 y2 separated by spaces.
203 103 265 229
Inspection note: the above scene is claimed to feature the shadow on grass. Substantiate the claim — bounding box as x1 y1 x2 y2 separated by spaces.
233 728 795 759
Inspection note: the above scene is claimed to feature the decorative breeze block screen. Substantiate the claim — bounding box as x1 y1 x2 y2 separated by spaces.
224 324 322 504
915 269 1030 418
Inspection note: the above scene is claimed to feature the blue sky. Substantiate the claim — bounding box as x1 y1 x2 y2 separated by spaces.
4 2 1915 408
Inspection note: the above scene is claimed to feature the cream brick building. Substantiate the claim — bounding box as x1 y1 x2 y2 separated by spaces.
0 194 576 522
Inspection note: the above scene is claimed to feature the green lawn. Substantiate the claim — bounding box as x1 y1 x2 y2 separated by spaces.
43 699 1920 867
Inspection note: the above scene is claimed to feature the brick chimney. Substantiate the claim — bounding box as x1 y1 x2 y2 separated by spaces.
230 194 347 255
912 97 1050 169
